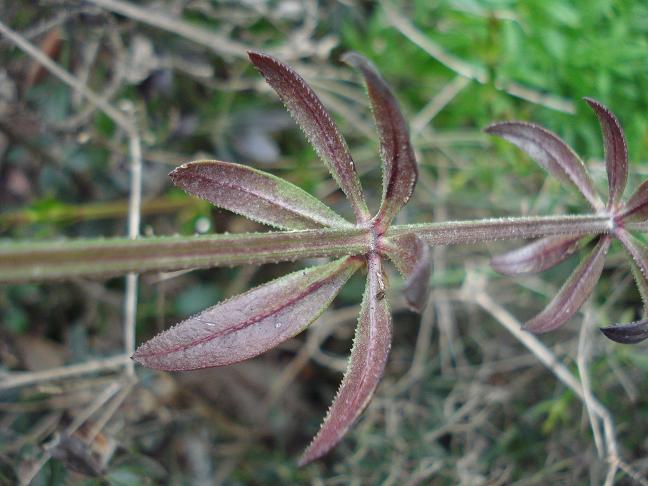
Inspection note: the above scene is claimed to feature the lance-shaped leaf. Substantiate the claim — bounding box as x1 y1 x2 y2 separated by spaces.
485 122 604 211
525 236 611 333
248 51 370 223
491 235 583 275
342 52 418 231
600 320 648 344
615 242 648 343
170 160 351 230
584 98 628 209
614 228 648 309
132 257 362 371
299 253 392 465
380 233 430 312
620 179 648 222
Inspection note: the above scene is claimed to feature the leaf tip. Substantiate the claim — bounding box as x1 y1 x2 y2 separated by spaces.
582 96 603 111
130 346 148 368
297 448 320 468
340 51 365 69
246 49 264 61
600 320 648 344
521 320 551 334
483 122 506 135
247 49 276 70
168 162 194 184
131 341 159 369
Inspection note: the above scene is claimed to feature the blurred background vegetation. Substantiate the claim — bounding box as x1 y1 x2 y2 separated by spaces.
1 0 647 484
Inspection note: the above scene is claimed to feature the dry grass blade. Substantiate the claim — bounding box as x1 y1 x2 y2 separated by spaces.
461 287 630 485
86 0 249 59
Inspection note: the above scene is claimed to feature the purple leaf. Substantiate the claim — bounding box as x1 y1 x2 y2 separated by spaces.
525 236 611 333
248 51 370 223
491 235 583 275
600 319 648 344
614 228 648 309
485 122 604 211
380 233 430 312
342 52 418 232
133 257 362 371
170 160 352 230
299 253 392 465
620 179 648 223
584 98 628 210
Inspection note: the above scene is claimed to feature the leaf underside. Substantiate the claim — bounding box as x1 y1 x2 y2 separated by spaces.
299 253 392 465
525 236 611 333
132 257 362 371
169 160 351 230
584 97 628 209
485 122 603 211
491 235 583 275
600 320 648 344
381 233 430 312
342 52 418 231
248 51 370 223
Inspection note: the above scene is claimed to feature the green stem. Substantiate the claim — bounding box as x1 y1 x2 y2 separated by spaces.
386 214 612 244
0 214 614 283
0 228 370 283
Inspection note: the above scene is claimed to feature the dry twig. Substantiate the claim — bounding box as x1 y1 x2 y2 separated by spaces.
456 271 648 485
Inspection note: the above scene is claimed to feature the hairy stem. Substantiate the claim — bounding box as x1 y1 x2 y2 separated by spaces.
386 214 612 244
0 214 613 283
0 228 370 283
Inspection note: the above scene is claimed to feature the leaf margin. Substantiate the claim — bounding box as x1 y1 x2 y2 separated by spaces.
132 256 363 371
247 50 370 223
170 160 353 230
298 252 392 465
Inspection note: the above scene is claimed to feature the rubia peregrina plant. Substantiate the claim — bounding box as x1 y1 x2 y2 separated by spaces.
133 50 423 465
1 51 647 464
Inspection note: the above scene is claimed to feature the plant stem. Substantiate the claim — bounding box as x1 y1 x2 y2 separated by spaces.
0 214 613 283
0 228 370 283
386 214 612 244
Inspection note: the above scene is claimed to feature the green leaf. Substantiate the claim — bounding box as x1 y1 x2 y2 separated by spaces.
170 160 352 230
